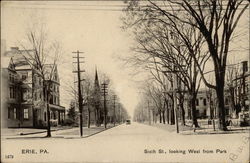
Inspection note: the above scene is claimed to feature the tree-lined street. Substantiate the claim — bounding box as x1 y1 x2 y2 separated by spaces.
2 123 249 162
1 1 250 162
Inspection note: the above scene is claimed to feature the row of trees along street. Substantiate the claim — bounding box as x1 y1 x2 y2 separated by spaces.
122 0 249 131
66 71 130 134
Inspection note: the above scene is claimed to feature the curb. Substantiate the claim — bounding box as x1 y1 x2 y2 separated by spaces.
61 123 123 139
19 127 73 136
5 124 123 139
83 123 123 138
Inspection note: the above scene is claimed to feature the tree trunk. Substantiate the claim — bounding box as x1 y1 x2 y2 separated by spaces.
228 87 236 117
94 109 97 126
166 108 170 124
188 100 192 120
159 110 162 123
180 102 185 126
191 95 199 128
162 110 166 124
87 107 90 128
46 88 51 137
166 101 169 124
170 103 175 125
216 84 228 131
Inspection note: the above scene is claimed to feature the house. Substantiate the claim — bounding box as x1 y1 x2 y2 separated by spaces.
231 61 250 116
43 64 65 126
1 56 34 128
183 88 231 119
2 47 65 128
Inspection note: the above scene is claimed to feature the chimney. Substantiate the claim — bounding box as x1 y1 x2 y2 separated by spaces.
10 47 19 51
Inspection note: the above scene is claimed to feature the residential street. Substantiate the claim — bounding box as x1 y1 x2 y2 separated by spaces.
2 122 249 163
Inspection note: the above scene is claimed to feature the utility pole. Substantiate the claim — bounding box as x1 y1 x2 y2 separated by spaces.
113 95 117 126
148 100 151 125
162 65 179 133
73 50 85 137
119 105 121 123
101 82 108 129
173 66 179 133
241 61 247 111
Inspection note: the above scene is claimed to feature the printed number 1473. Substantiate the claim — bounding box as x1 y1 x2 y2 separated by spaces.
5 155 14 159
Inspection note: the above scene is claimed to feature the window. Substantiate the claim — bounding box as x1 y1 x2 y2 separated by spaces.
13 87 16 99
9 74 15 82
8 107 11 119
49 96 53 104
13 75 16 82
9 87 14 99
24 109 29 119
13 108 16 119
22 74 27 80
203 99 207 106
53 112 56 120
44 112 47 121
196 110 199 116
225 98 229 105
196 99 199 106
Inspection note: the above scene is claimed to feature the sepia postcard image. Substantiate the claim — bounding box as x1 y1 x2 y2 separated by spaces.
1 0 249 163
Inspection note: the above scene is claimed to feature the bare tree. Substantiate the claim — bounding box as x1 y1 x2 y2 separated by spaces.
123 0 248 130
82 75 94 128
226 63 241 117
19 24 61 137
143 0 249 130
123 3 210 128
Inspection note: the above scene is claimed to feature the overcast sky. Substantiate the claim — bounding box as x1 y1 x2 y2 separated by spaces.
1 1 143 117
1 1 249 117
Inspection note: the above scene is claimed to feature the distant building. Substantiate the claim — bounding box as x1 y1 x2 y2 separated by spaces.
1 47 65 128
92 68 103 126
184 89 231 119
232 61 249 115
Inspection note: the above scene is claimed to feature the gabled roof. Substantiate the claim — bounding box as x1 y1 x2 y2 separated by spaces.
4 49 35 70
43 64 59 82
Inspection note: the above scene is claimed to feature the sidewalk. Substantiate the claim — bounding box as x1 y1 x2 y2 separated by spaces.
1 123 119 139
1 126 72 137
55 124 115 139
181 125 250 135
141 122 250 135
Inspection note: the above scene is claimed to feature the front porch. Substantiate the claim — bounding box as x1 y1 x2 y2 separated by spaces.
49 104 66 126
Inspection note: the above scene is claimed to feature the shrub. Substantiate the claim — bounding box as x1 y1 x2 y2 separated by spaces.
63 118 75 126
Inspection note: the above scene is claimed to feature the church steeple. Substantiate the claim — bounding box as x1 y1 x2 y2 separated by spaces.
95 66 99 84
93 66 102 126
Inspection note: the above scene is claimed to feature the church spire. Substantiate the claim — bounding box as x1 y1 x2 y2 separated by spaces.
95 66 99 84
